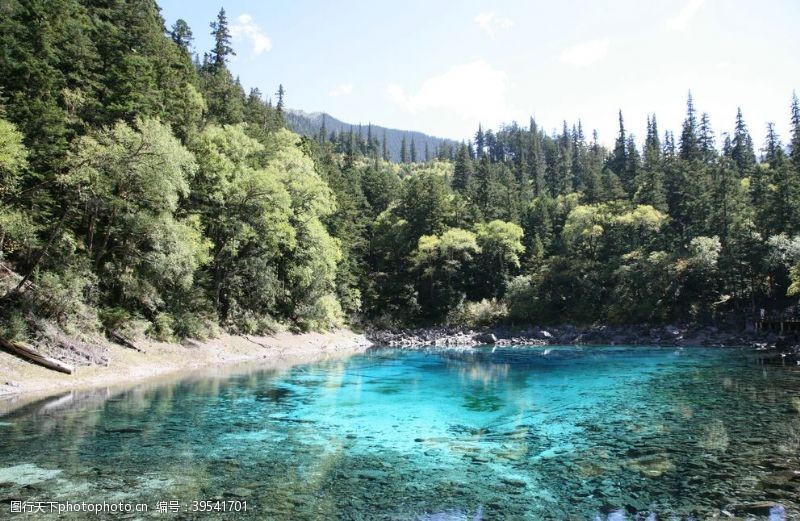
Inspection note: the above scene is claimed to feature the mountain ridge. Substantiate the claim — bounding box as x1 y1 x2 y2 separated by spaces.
285 108 459 162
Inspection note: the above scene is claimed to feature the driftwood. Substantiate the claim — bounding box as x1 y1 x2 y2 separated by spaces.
0 337 74 374
105 328 145 353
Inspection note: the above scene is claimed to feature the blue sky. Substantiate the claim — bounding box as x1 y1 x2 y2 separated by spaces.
158 0 799 149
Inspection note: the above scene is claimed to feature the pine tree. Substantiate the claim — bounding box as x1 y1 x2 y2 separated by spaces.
698 112 716 163
529 119 547 197
475 124 485 157
761 123 798 233
400 135 408 163
679 91 700 161
318 115 327 143
275 84 285 121
452 143 474 192
607 110 630 193
634 115 667 211
410 137 417 163
382 130 390 161
790 92 800 168
210 8 235 69
730 107 756 177
170 19 194 52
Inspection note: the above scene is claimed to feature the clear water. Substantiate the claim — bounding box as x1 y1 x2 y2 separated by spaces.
1 345 800 520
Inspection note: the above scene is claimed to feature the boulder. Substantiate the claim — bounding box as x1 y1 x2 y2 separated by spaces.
476 333 497 344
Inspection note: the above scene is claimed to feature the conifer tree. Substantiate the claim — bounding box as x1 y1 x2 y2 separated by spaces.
318 115 327 143
400 135 409 163
679 92 700 161
475 124 485 157
210 8 235 69
635 115 667 211
170 19 194 52
382 130 390 161
275 84 285 122
529 120 547 197
698 113 716 163
730 107 756 176
452 143 474 192
607 110 630 192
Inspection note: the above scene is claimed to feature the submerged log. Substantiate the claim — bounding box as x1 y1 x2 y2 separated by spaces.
0 338 74 374
105 329 145 353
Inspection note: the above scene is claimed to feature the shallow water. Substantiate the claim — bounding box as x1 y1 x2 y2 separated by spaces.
1 345 800 519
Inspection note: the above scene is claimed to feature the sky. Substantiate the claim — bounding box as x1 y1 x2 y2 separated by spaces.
158 0 799 149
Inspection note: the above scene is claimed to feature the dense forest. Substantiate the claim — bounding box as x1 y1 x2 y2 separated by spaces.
1 1 799 347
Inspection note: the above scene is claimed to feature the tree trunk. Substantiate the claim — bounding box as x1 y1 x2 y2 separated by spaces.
14 204 70 293
0 338 74 374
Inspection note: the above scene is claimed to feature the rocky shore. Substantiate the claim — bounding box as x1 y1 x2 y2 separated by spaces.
367 324 800 354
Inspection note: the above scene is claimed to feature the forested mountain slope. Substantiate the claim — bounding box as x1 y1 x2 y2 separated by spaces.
285 109 458 163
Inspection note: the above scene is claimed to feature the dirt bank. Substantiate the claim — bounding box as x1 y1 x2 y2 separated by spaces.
0 329 372 414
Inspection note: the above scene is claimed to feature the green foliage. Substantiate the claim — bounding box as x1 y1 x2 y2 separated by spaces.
412 228 480 321
447 299 508 327
472 220 524 299
66 118 206 315
2 1 800 341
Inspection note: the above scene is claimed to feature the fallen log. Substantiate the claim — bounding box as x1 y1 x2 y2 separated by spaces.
105 329 146 353
0 338 74 374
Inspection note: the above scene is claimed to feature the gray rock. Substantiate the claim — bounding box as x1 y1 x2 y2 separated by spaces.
476 333 497 344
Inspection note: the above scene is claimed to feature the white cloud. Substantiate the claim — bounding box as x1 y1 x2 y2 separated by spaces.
666 0 705 31
329 83 353 97
230 14 272 55
386 60 514 124
560 38 610 68
474 12 514 38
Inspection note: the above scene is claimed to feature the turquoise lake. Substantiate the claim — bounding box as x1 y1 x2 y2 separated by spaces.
1 345 800 519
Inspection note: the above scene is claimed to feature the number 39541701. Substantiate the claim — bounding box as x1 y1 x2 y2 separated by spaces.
189 500 248 512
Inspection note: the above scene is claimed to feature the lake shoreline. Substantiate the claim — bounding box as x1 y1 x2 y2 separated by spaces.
4 322 797 414
0 329 373 414
367 323 800 353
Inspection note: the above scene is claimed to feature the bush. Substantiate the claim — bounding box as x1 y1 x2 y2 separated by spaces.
34 268 100 334
504 275 539 323
447 299 507 327
0 308 28 341
99 307 149 340
295 294 344 332
147 312 175 342
172 312 219 340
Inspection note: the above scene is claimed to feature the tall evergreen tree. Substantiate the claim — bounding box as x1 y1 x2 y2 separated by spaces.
382 130 390 161
475 124 485 157
170 19 194 51
607 110 630 192
275 84 285 122
529 119 547 197
452 143 474 192
730 107 756 177
679 91 700 161
698 112 716 163
209 8 235 69
635 115 667 211
400 135 409 163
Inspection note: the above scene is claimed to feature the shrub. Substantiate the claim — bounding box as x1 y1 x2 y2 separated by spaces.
504 275 539 323
147 312 175 342
447 299 508 327
0 308 28 341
